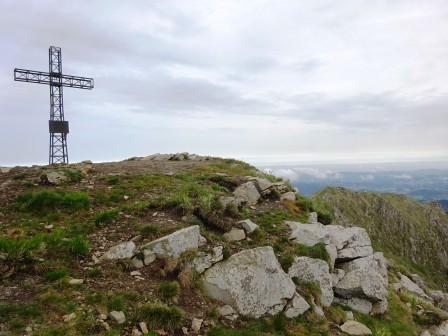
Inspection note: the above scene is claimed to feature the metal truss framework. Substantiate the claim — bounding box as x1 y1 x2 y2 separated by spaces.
14 46 94 164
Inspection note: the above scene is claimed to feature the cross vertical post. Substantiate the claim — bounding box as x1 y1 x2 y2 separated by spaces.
14 46 94 165
49 46 68 164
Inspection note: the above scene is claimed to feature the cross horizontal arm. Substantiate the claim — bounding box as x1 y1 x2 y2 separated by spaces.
14 68 94 89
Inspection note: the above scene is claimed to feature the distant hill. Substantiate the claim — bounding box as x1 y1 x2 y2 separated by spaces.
437 199 448 212
314 187 448 289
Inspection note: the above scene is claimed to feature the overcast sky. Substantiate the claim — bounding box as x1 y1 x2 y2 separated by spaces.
1 0 448 166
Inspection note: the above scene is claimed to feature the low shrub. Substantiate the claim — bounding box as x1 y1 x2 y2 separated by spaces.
137 303 184 331
317 210 333 225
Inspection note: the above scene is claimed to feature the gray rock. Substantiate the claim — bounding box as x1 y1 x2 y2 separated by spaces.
0 167 12 173
217 305 239 321
251 177 274 193
68 278 84 285
331 268 346 287
345 311 354 321
233 181 261 206
326 225 373 261
371 299 388 315
45 171 69 185
284 292 310 318
142 225 203 258
223 228 246 242
333 297 373 315
431 291 448 311
192 246 224 274
340 320 372 335
420 331 431 336
430 320 448 336
143 249 156 265
191 318 203 332
280 192 296 201
392 282 402 293
101 241 136 260
308 212 319 224
238 219 259 234
202 247 296 318
109 311 126 324
335 253 388 303
399 273 432 301
314 305 325 317
288 256 334 307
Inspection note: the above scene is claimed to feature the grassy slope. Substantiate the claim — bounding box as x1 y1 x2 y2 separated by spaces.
313 187 448 290
0 159 446 335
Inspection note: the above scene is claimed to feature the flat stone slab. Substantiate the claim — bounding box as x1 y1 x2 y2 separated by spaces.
142 225 202 258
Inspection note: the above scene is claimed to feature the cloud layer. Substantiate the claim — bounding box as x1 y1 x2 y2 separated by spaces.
1 0 448 165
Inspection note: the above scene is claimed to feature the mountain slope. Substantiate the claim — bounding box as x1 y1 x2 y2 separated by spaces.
313 187 448 289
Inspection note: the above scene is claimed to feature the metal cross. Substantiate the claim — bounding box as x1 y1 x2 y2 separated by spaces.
14 46 94 164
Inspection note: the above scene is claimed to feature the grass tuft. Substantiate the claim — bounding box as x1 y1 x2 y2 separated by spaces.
16 191 90 213
137 303 184 331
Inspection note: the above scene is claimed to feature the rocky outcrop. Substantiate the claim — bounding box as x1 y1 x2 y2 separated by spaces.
202 247 296 318
288 256 334 307
326 225 373 261
141 225 203 258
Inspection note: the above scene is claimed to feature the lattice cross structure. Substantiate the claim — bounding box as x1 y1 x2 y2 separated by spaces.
14 46 94 164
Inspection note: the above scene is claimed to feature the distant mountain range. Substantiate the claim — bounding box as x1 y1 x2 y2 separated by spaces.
437 200 448 212
261 163 448 207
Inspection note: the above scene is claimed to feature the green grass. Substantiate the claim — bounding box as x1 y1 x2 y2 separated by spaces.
295 243 330 263
158 281 180 302
60 168 84 183
0 230 89 267
15 191 90 213
355 290 419 336
137 303 184 331
0 303 42 323
94 209 119 226
44 268 69 282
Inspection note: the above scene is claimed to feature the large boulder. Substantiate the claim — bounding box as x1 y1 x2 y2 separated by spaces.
326 225 373 261
288 256 334 307
202 247 296 318
233 181 261 206
285 221 330 246
142 225 203 258
334 252 388 303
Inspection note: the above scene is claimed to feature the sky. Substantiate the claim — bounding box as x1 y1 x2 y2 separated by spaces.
1 0 448 166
